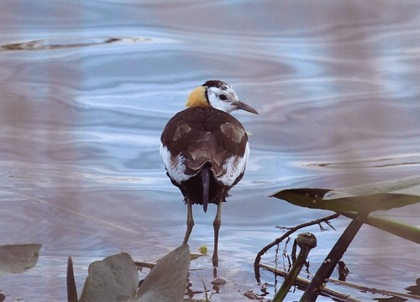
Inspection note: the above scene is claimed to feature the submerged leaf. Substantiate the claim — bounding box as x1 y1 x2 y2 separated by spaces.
0 244 41 276
79 253 139 302
136 245 190 302
272 189 420 212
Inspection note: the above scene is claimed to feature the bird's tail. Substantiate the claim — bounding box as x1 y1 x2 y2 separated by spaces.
201 167 210 213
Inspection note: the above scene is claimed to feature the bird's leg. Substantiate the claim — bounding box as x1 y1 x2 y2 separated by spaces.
212 201 222 267
183 201 194 245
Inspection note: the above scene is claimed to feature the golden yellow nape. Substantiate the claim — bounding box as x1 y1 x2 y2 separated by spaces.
186 86 209 108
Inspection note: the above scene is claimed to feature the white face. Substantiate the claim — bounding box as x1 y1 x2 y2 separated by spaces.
206 84 240 113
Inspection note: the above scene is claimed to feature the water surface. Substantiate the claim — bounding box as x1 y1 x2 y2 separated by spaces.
1 1 419 301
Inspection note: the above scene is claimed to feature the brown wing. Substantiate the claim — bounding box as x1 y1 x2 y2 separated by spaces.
161 106 248 180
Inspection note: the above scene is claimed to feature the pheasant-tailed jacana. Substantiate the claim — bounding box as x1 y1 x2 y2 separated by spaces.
160 80 258 266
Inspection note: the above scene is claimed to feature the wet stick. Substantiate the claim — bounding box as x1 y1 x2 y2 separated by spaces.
273 232 317 302
300 206 371 301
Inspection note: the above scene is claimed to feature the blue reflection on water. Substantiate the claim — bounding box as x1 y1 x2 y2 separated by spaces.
1 1 420 301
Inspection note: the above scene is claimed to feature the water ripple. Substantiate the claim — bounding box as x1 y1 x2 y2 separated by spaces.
1 1 420 301
1 36 150 51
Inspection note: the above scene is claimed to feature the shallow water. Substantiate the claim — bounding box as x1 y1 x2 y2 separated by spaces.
1 1 419 301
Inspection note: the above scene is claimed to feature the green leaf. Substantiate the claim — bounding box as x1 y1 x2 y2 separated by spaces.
0 244 41 276
340 212 420 244
272 177 420 243
272 176 420 213
273 189 420 212
79 253 139 302
135 245 190 302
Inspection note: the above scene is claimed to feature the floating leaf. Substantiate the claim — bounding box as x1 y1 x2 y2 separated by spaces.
272 189 420 212
0 244 41 276
272 177 420 243
135 245 190 302
79 253 139 302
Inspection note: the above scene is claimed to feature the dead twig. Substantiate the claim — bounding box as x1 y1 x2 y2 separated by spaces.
260 263 360 302
261 263 420 301
254 213 340 283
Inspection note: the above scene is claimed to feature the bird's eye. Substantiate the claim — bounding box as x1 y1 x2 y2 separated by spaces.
219 94 228 101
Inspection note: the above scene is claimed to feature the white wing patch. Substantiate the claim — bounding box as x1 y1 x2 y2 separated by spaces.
160 144 191 184
218 142 250 186
161 142 249 186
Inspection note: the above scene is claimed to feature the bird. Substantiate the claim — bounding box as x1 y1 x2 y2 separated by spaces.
160 80 258 267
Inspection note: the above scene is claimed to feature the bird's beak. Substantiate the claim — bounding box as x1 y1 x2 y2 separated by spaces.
232 101 259 114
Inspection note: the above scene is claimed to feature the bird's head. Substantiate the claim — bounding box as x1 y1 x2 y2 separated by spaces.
186 80 259 114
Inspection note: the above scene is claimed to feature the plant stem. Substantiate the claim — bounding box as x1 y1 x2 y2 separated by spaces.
300 207 370 302
273 233 317 302
67 257 78 302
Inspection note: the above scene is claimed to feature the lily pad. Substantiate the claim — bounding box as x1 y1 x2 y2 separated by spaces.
272 176 420 243
272 189 420 212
